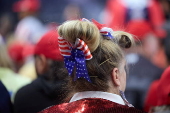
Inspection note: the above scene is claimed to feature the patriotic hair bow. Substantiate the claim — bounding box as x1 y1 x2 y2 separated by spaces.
92 19 114 39
58 37 92 82
81 18 90 22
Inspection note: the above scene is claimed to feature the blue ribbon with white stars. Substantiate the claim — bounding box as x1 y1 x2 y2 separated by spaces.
64 48 91 82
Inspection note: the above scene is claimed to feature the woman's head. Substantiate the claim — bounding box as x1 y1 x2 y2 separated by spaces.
58 19 134 95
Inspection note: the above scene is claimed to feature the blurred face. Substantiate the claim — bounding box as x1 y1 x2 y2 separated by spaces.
142 33 160 59
118 60 127 92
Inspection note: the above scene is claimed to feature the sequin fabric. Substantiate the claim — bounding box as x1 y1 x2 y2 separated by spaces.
39 98 146 113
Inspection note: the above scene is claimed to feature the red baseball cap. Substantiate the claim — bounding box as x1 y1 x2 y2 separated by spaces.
13 0 40 12
144 80 159 112
157 66 170 106
8 42 34 62
126 20 166 41
8 42 24 62
126 20 153 40
34 30 63 61
8 30 63 62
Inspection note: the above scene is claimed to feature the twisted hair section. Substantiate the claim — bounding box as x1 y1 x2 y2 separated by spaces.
58 20 101 52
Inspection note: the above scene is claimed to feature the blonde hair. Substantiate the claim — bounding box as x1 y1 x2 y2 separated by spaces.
0 44 13 69
58 20 101 52
58 20 134 93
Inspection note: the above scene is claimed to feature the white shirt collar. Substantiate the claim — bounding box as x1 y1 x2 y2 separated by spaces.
69 91 125 105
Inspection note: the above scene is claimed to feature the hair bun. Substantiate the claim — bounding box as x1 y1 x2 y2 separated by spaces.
58 20 100 52
112 31 134 49
119 35 132 48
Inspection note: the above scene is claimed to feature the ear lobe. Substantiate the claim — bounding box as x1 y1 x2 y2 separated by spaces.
111 68 121 86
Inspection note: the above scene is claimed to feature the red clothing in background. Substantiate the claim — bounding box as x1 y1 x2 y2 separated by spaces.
105 0 165 38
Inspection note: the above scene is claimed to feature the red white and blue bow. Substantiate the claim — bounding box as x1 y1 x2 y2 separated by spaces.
58 37 92 82
81 18 91 22
92 19 114 39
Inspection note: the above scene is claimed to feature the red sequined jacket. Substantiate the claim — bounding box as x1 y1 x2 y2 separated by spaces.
39 98 146 113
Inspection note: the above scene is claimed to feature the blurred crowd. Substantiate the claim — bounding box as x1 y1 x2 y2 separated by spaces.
0 0 170 113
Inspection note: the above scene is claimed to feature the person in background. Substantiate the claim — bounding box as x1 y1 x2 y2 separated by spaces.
0 80 13 113
39 19 145 113
0 13 14 45
63 4 81 21
13 0 46 44
144 28 170 112
145 66 170 113
8 42 28 73
8 41 36 80
11 0 47 81
143 80 159 112
158 0 170 21
104 0 165 38
14 30 68 113
104 0 168 69
0 41 31 102
124 36 164 110
104 0 166 109
152 66 170 113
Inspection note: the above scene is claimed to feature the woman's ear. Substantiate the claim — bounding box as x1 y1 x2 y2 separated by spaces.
35 55 48 75
111 68 121 86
